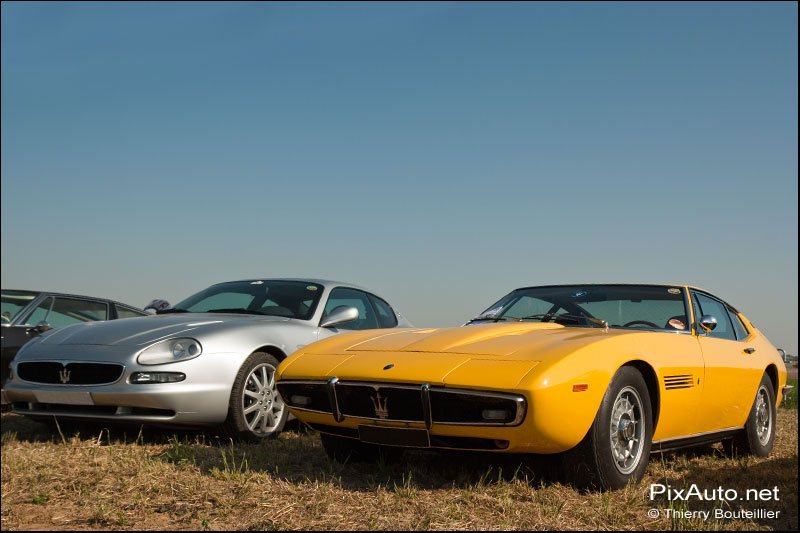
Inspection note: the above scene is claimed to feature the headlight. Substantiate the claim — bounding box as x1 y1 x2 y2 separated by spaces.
137 338 202 365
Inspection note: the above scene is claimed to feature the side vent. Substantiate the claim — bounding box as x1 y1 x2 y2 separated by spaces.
664 374 694 390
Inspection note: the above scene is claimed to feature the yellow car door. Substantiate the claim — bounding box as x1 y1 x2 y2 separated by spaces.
691 291 764 433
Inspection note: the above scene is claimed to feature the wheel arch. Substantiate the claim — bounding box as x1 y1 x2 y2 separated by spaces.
765 363 778 396
619 359 660 433
253 345 288 362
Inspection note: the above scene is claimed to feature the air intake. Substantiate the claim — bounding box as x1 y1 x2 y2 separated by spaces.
664 374 694 390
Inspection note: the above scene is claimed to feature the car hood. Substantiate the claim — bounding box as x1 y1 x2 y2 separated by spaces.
280 323 631 388
34 313 294 347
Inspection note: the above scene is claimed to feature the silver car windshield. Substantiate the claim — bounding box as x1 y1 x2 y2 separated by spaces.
171 281 324 320
472 285 690 332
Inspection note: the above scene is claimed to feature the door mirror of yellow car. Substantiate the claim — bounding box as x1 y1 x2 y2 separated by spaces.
320 306 359 328
699 315 718 333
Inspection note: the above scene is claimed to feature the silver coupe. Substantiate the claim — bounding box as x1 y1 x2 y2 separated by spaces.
4 279 412 440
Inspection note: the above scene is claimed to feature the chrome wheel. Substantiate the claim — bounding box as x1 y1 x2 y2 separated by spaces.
754 385 772 446
241 362 284 437
609 385 645 475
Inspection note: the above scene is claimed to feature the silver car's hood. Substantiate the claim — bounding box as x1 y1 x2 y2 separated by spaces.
35 313 294 347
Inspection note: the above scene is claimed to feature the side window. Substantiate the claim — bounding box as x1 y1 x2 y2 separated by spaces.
368 294 398 328
47 298 108 328
23 297 54 326
323 288 378 330
695 293 736 341
730 311 750 341
116 306 146 319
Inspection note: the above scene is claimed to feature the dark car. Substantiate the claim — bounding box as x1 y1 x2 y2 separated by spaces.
1 290 147 396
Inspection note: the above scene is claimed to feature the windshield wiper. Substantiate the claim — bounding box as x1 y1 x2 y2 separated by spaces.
206 308 269 315
156 308 190 314
520 313 607 328
466 314 508 323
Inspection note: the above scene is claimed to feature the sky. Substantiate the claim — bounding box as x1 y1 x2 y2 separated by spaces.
1 2 797 354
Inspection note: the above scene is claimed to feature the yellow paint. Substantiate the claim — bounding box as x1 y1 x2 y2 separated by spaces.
277 286 788 455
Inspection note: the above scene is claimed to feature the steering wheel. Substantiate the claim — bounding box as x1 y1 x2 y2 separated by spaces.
622 320 660 329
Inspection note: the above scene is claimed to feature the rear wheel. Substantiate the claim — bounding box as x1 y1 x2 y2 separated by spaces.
320 433 402 464
221 352 287 441
723 373 775 457
563 366 653 490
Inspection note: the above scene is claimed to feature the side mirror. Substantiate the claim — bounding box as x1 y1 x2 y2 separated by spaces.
777 348 786 362
32 321 52 335
320 306 359 328
698 315 717 333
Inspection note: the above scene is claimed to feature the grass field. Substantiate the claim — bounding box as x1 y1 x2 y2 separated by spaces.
1 403 797 531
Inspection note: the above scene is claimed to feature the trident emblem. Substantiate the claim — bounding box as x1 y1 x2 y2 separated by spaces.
371 392 389 419
59 367 71 384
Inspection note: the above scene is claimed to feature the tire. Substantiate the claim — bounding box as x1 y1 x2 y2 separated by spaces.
723 373 776 457
221 352 287 441
562 366 653 490
320 433 402 464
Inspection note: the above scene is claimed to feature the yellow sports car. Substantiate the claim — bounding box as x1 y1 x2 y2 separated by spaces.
276 284 790 489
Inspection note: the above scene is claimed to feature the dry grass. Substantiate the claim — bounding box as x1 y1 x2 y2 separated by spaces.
1 409 796 531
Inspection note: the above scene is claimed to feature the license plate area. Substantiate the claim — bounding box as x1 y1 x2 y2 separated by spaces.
34 391 94 406
358 425 430 448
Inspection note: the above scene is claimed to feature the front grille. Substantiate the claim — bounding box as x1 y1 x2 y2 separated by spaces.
430 390 521 425
336 383 424 422
17 362 124 385
278 379 526 426
276 382 331 413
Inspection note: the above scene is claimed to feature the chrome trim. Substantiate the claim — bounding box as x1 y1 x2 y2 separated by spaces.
421 382 432 430
326 377 343 422
276 379 336 416
652 427 743 446
336 380 422 390
430 388 526 426
14 360 127 387
698 315 718 333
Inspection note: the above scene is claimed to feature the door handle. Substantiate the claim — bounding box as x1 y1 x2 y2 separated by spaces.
743 347 756 354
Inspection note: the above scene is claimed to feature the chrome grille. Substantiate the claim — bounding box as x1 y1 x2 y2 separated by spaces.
278 379 526 427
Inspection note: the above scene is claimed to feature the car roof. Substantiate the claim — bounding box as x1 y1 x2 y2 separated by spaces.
219 278 380 295
1 289 144 311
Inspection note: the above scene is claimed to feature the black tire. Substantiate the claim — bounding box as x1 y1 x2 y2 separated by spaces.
320 433 403 464
562 366 653 490
723 373 776 457
221 351 287 441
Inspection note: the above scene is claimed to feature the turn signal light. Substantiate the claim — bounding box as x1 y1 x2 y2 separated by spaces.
572 383 589 392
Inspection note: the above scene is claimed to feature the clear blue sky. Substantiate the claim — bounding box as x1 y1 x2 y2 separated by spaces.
1 2 797 353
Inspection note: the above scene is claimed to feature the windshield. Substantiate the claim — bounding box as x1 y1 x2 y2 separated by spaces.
171 280 324 320
1 290 40 324
473 285 690 332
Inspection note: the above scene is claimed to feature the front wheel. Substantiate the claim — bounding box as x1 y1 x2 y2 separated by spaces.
563 366 653 490
221 352 287 441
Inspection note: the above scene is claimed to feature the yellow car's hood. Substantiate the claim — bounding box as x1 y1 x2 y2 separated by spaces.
280 323 629 388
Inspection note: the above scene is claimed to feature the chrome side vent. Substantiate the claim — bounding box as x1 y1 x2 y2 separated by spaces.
664 374 694 390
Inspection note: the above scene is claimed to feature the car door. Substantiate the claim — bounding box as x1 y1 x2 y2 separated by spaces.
317 287 380 341
691 290 764 433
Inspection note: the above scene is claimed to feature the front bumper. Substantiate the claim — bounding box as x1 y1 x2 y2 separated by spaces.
4 350 248 426
277 378 533 452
